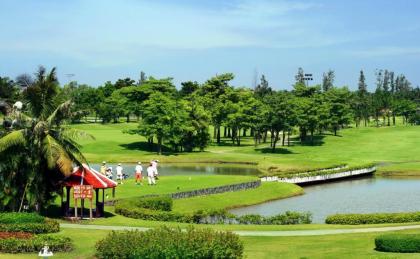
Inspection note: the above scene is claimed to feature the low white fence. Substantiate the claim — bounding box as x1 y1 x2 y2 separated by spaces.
261 166 376 184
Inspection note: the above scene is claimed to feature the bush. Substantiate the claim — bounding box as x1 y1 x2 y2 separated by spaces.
115 203 193 223
375 234 420 253
0 218 60 234
237 211 312 225
326 212 420 225
134 196 172 211
0 235 73 253
0 213 45 224
95 226 243 259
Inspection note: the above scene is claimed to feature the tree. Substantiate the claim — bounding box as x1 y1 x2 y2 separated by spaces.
0 66 90 211
254 74 272 99
200 73 234 144
137 93 180 154
322 70 335 92
325 87 353 135
0 77 19 102
180 81 200 97
295 67 305 84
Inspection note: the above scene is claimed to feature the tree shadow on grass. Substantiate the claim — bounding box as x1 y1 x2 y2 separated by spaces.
44 205 117 219
211 139 255 147
254 147 296 154
119 141 177 156
293 135 326 146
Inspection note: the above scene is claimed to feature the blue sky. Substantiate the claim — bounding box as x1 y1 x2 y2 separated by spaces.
1 0 420 90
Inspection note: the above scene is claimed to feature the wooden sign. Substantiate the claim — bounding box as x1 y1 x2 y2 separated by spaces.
73 185 93 199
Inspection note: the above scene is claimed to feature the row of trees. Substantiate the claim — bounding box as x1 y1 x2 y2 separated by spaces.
1 68 419 155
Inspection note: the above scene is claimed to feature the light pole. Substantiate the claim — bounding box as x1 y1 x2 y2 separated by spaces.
303 73 313 86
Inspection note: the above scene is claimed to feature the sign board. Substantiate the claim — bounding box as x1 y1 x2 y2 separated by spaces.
73 185 93 199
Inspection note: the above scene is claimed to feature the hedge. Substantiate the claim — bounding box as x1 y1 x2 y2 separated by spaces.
326 212 420 225
375 234 420 253
0 213 45 224
0 235 73 253
236 211 312 225
0 219 60 234
95 226 243 259
132 196 172 211
116 197 312 225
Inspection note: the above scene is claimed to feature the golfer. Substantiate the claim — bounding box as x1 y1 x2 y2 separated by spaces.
135 162 143 185
100 161 107 175
116 163 124 184
147 163 156 185
151 159 159 179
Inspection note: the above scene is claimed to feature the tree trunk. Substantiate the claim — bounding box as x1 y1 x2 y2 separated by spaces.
282 131 286 146
237 130 241 146
157 136 162 155
272 131 279 152
392 114 396 126
250 128 254 137
213 127 217 139
263 131 267 143
242 128 246 137
224 127 227 137
227 128 231 138
310 129 314 145
126 114 130 123
216 126 221 144
287 130 291 146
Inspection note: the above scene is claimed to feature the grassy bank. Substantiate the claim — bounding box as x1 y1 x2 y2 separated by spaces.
3 228 420 258
172 182 302 213
72 123 420 173
104 175 258 200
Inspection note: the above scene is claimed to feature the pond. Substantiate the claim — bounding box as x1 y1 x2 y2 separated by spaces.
230 176 420 223
90 163 259 177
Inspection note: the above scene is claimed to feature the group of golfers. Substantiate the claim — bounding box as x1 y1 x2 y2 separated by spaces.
100 160 159 185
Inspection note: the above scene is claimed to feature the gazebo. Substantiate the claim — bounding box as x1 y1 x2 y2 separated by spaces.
62 164 117 218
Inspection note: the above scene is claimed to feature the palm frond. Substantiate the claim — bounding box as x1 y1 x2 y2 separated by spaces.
46 100 73 126
41 135 74 176
0 130 26 153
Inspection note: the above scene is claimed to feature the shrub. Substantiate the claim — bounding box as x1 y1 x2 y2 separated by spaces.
134 196 172 211
95 226 243 259
0 218 60 234
0 232 33 240
0 235 73 253
375 234 420 253
237 211 312 225
0 213 45 224
115 203 193 223
326 212 420 225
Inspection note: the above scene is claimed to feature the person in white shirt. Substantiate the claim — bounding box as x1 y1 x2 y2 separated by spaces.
116 163 124 184
151 160 159 179
147 163 156 185
134 161 143 185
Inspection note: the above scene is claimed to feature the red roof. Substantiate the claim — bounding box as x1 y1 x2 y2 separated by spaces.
63 164 117 189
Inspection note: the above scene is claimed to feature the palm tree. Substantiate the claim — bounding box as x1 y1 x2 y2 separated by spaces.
0 66 91 212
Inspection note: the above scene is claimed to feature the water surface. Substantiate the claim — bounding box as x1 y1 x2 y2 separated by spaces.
90 163 258 177
231 177 420 223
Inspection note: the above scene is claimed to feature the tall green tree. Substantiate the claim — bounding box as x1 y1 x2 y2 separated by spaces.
0 66 90 211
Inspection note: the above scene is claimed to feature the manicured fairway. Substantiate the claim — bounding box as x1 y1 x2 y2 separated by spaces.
72 123 420 173
104 175 258 199
172 182 302 213
3 228 420 258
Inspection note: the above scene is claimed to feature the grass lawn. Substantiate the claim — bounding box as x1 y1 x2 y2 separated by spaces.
172 182 302 213
72 123 420 173
103 175 258 200
3 228 420 258
377 161 420 177
242 228 420 259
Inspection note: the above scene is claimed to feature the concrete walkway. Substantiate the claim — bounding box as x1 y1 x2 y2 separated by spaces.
60 223 420 237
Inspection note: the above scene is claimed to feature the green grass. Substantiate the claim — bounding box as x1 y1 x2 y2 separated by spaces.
242 229 420 259
377 162 420 177
172 182 302 213
4 228 420 258
104 175 258 200
72 123 420 173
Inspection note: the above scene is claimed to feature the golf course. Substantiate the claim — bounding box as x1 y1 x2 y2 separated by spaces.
2 122 418 258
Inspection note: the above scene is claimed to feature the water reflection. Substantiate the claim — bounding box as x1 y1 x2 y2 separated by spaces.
231 176 420 223
90 163 259 176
